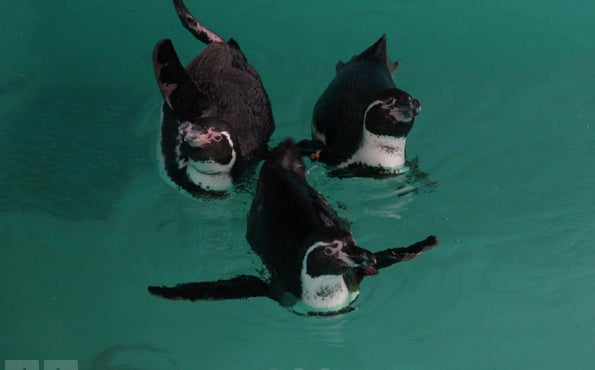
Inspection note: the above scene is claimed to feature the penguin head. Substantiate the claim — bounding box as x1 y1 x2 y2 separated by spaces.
296 230 377 313
364 88 421 138
303 238 377 277
177 118 237 189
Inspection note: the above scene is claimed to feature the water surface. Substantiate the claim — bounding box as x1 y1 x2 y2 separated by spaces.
2 0 594 369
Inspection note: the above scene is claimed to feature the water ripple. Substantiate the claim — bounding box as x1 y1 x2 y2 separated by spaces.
0 83 152 220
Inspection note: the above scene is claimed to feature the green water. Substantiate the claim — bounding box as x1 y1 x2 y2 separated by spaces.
2 0 594 369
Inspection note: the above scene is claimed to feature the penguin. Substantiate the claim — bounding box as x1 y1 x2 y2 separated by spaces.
154 0 274 197
148 140 438 316
300 35 421 175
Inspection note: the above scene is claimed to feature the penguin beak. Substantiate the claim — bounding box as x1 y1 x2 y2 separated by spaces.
340 245 378 275
411 98 421 115
397 99 421 121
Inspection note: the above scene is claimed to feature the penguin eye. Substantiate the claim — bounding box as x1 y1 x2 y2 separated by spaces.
323 242 341 257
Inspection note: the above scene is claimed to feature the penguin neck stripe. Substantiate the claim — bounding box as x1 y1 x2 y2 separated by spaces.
363 100 385 123
186 165 233 191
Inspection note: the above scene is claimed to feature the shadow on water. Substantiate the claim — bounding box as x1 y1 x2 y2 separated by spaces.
327 156 438 196
88 343 178 370
0 77 28 98
0 83 154 220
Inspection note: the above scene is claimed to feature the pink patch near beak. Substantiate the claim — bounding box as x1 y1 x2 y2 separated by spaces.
179 126 224 148
363 266 378 275
196 127 223 147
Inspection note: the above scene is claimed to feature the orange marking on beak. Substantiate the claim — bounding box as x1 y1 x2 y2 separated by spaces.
310 150 323 161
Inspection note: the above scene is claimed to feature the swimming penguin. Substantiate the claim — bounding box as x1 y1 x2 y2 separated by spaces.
300 35 421 175
154 0 274 197
148 140 438 316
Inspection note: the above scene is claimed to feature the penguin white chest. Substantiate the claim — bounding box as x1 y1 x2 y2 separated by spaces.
338 131 406 170
301 274 353 309
186 163 234 191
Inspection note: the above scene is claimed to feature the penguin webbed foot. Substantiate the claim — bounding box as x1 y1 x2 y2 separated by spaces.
148 275 271 301
296 139 325 161
373 236 438 269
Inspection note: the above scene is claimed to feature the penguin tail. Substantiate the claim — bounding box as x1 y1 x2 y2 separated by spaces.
148 275 272 301
173 0 225 45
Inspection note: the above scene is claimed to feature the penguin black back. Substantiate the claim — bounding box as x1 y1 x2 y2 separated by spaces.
306 35 421 173
153 0 274 196
246 140 352 297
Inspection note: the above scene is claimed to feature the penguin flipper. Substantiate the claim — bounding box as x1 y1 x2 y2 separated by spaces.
148 275 271 301
173 0 225 44
153 39 216 122
373 236 439 269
